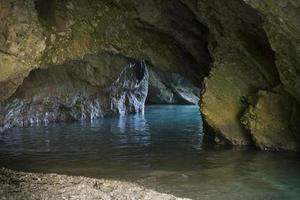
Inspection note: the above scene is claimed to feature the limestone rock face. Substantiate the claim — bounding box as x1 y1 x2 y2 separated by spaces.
0 54 149 132
241 90 300 151
183 0 280 145
243 0 300 103
147 67 200 105
0 0 46 101
110 61 149 115
239 0 300 150
0 0 209 102
181 0 300 150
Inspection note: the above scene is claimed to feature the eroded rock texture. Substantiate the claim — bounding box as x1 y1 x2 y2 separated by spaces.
147 67 200 105
110 60 149 115
0 0 300 151
0 54 149 132
241 89 300 151
186 0 280 145
244 0 300 103
184 0 300 150
0 0 46 100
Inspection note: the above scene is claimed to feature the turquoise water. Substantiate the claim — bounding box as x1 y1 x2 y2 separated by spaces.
1 105 300 199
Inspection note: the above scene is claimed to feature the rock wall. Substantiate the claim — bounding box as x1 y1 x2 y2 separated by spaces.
244 0 300 103
0 0 300 151
0 0 46 101
0 0 209 102
147 67 200 105
182 0 280 146
0 54 149 132
241 88 300 151
180 0 300 151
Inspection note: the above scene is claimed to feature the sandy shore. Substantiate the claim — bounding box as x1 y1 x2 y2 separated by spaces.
0 168 190 200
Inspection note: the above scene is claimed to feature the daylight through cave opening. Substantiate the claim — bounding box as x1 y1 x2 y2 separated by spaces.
1 0 300 152
2 0 300 198
0 54 205 135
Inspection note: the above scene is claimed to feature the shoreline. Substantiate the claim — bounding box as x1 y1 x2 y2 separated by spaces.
0 168 190 200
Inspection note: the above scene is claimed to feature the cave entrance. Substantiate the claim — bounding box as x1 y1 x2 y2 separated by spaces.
0 58 206 167
146 67 200 106
0 56 207 200
143 64 205 145
0 53 207 176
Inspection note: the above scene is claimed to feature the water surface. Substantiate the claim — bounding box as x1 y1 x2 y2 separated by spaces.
1 105 300 200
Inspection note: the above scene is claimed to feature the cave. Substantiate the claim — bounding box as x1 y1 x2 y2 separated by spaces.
1 0 300 199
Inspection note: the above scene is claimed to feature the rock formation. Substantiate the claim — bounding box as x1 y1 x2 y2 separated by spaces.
110 60 149 115
0 0 299 151
241 89 300 151
147 67 200 105
0 55 149 132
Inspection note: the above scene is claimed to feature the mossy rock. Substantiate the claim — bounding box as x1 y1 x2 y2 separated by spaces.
242 90 300 151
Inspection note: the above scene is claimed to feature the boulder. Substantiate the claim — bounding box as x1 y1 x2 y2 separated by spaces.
241 89 300 151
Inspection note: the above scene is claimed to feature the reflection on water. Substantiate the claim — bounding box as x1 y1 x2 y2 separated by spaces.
1 105 300 200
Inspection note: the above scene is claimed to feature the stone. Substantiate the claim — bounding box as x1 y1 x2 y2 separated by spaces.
0 168 189 200
0 55 149 132
243 0 300 103
109 60 149 115
241 90 300 151
0 0 46 101
147 67 200 105
0 0 208 102
190 0 280 145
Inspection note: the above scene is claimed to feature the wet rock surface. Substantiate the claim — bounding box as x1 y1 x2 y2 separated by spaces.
147 67 200 105
0 168 189 200
0 55 148 132
110 61 149 115
241 89 300 151
192 0 279 146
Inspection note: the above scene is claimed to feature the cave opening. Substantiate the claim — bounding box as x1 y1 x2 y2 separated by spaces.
1 55 208 143
2 0 300 199
0 56 212 200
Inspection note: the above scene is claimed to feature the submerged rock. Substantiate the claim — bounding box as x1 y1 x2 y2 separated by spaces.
0 168 189 200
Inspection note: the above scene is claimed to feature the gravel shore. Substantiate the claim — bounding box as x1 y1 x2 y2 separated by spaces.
0 168 190 200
